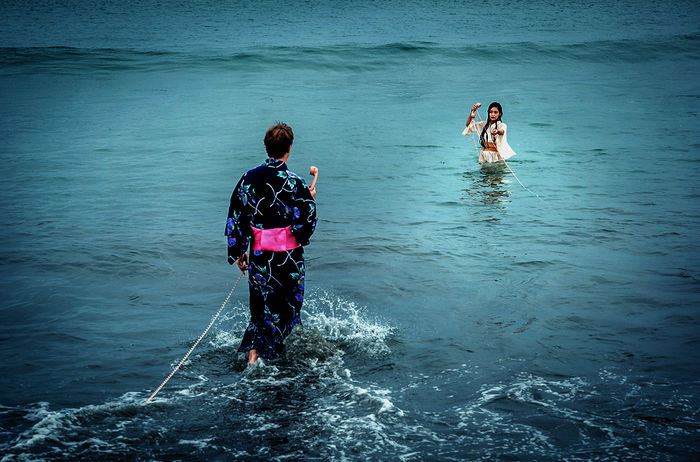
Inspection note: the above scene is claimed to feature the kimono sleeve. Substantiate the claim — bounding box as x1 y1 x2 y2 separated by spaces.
290 177 317 247
225 175 252 265
462 120 485 136
495 122 517 160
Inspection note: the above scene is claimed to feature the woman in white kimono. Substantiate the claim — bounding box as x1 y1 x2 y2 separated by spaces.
462 102 517 164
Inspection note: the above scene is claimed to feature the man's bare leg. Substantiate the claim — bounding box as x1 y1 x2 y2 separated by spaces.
248 349 258 364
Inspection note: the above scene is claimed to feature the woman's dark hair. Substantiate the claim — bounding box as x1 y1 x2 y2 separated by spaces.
264 123 294 158
480 102 503 148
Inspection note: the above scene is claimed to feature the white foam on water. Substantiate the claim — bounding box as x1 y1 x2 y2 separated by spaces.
191 294 421 460
177 437 214 449
6 401 62 451
207 329 243 349
449 371 640 459
2 392 163 459
206 289 393 361
302 289 394 358
3 290 408 460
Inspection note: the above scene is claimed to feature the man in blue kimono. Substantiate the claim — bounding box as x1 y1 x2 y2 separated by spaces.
225 123 317 364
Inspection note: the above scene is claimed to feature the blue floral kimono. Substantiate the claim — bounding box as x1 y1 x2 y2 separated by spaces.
225 158 317 360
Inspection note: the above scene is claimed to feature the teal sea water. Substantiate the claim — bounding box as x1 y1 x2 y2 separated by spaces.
1 1 699 460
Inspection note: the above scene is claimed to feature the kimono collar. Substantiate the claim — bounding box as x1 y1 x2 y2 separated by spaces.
264 158 288 170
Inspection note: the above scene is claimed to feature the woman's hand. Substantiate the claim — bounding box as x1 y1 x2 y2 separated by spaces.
467 102 481 126
470 102 481 119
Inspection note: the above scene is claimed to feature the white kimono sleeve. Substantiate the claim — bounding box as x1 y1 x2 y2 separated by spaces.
494 122 517 160
462 120 486 136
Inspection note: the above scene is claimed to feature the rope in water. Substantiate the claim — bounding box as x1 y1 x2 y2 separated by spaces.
503 157 543 201
470 109 543 202
144 272 244 404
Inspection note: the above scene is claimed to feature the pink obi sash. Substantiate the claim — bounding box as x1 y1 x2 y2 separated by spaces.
250 226 300 252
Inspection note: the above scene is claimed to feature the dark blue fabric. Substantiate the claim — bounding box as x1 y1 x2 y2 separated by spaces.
225 158 317 359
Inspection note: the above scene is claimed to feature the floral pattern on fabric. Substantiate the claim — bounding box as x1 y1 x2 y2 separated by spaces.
240 247 305 359
225 158 316 360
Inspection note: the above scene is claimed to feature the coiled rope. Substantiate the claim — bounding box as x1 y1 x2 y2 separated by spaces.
144 272 244 404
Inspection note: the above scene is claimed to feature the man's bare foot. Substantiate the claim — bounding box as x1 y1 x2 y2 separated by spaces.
248 349 258 364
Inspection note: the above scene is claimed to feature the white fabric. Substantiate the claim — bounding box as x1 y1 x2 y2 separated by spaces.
462 120 517 164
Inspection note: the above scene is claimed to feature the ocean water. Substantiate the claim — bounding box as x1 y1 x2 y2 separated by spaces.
1 0 699 460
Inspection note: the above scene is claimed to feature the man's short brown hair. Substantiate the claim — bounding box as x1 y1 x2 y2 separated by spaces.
264 123 294 158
